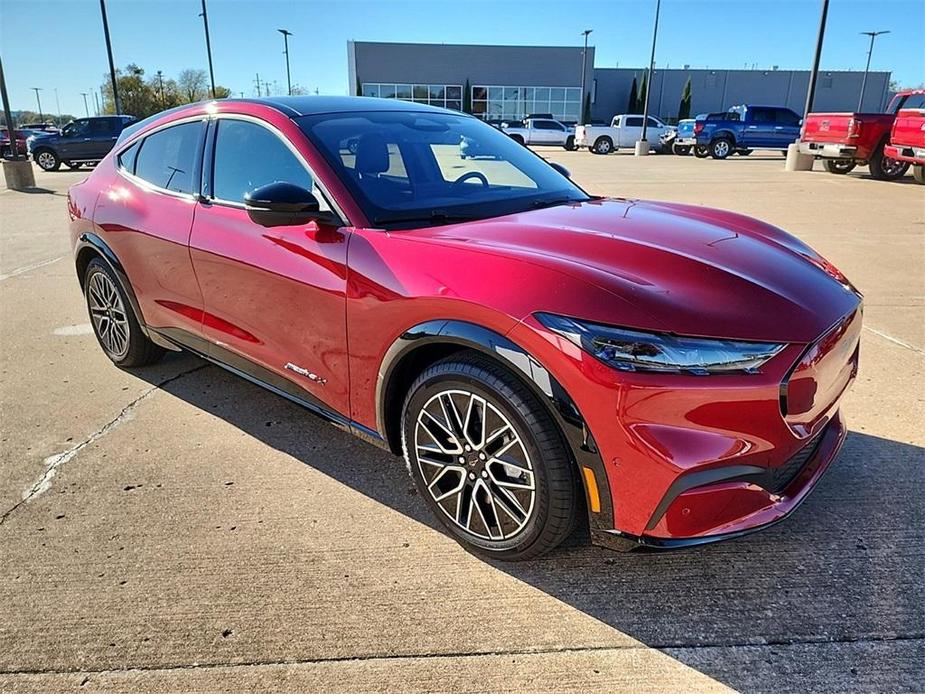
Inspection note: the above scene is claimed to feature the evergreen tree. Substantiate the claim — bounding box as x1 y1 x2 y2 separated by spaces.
637 72 648 113
582 92 592 124
678 77 692 120
463 79 472 114
627 77 638 114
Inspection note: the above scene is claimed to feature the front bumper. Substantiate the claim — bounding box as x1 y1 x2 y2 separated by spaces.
799 141 858 159
511 306 861 551
884 144 925 166
674 137 696 147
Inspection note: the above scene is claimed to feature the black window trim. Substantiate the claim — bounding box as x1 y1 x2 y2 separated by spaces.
201 113 348 226
115 115 208 201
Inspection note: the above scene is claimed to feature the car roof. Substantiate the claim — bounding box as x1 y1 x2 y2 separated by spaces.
232 95 459 117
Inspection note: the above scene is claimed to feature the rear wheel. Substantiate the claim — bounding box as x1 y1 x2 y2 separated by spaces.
509 134 525 145
84 259 165 368
869 141 910 180
592 136 613 155
823 159 857 175
694 144 710 158
710 138 733 159
672 143 691 156
34 148 60 171
563 135 576 151
913 165 925 184
401 353 578 561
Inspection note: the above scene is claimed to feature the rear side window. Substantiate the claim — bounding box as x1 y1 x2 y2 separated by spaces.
624 116 643 127
134 121 203 194
212 119 316 203
118 141 140 173
776 109 801 126
749 108 774 123
89 119 115 136
533 120 557 130
896 94 925 111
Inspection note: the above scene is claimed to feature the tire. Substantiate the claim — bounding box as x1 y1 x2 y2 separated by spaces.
737 149 752 156
671 144 691 156
914 165 925 185
694 144 710 158
709 138 733 159
563 135 576 151
868 140 910 181
509 134 525 145
84 258 165 368
823 159 857 175
401 352 578 561
34 148 60 171
65 161 83 170
592 136 613 155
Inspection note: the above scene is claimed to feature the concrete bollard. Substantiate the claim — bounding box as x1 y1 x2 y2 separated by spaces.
634 140 650 157
785 142 814 172
2 159 36 190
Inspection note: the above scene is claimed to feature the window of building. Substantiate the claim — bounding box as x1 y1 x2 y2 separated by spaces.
134 121 202 194
361 83 463 111
471 85 581 123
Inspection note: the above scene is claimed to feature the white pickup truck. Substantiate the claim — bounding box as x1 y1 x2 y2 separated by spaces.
501 117 577 150
575 114 673 154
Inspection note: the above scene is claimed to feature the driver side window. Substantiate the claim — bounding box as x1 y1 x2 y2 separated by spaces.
64 120 90 138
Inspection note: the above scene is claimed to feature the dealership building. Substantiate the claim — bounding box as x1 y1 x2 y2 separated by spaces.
347 41 893 123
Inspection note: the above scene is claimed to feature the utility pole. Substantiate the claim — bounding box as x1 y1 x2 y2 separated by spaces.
31 87 44 122
803 0 829 118
81 92 90 117
93 90 101 116
254 73 262 97
278 29 293 95
156 70 165 107
99 0 121 113
199 0 216 98
54 88 61 126
858 30 889 111
2 57 24 161
579 29 592 125
637 0 661 156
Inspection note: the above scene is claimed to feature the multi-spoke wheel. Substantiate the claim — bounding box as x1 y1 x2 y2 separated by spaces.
83 258 164 367
402 353 578 560
34 148 60 171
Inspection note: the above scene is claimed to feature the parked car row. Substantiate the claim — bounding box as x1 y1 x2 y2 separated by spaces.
21 115 136 171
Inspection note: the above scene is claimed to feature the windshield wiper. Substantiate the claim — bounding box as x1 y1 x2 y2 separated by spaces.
530 197 579 211
372 210 480 226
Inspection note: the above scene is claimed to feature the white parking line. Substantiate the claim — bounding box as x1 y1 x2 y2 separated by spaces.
0 255 64 281
863 326 924 356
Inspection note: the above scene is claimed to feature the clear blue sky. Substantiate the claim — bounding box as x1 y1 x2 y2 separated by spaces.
2 0 922 118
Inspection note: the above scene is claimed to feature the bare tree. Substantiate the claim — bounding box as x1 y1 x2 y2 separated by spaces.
178 69 208 102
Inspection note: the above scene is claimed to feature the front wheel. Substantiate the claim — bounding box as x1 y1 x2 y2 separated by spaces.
672 144 691 156
824 159 857 175
592 137 613 155
401 353 578 561
84 259 165 368
34 148 60 171
563 135 576 151
710 138 733 159
694 144 710 158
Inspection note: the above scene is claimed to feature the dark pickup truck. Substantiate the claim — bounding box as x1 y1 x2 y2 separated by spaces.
28 115 135 171
695 105 802 159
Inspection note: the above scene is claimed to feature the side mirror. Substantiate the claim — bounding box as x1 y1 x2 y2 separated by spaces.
245 182 325 227
549 161 571 179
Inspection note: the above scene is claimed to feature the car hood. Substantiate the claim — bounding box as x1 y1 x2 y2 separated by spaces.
406 198 860 343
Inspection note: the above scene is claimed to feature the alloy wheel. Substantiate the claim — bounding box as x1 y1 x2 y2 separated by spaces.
880 154 907 178
37 151 57 170
414 389 536 541
87 271 130 359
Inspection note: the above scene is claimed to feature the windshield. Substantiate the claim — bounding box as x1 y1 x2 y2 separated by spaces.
298 110 590 228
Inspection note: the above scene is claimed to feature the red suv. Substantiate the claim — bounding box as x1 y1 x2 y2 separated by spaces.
68 97 862 560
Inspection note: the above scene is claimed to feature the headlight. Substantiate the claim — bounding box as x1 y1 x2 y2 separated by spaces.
536 313 785 375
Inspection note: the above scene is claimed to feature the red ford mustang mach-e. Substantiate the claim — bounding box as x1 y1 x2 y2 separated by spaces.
68 97 862 560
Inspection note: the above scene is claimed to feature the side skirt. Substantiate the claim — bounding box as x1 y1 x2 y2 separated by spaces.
150 327 389 451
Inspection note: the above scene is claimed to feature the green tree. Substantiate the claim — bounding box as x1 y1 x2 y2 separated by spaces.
637 72 648 113
462 79 472 114
678 77 692 120
626 77 638 114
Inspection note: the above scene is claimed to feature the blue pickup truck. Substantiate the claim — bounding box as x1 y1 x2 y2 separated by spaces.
694 105 802 159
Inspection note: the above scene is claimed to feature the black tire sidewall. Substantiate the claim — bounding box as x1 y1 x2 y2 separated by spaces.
35 148 59 171
401 359 574 560
710 138 732 159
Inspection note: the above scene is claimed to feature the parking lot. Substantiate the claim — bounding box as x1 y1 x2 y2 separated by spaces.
1 152 922 692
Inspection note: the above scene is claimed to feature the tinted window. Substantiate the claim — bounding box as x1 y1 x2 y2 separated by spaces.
749 108 774 123
646 117 661 128
89 118 117 136
63 119 91 138
212 119 316 204
118 141 140 173
776 109 801 126
624 116 644 127
134 121 202 194
897 94 925 111
533 120 557 130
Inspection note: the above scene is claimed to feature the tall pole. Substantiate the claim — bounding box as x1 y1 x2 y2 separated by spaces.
156 70 165 107
1 57 24 160
802 0 829 118
54 88 61 126
639 0 661 147
858 30 889 112
278 29 293 95
579 29 592 125
99 0 121 113
30 88 44 122
255 73 262 97
81 92 90 117
200 0 216 98
93 90 101 116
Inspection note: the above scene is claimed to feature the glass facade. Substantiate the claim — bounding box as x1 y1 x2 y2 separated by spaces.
361 83 463 111
471 85 582 122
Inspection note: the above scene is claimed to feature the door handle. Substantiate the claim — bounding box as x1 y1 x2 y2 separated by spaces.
747 126 758 129
83 137 91 141
775 126 784 130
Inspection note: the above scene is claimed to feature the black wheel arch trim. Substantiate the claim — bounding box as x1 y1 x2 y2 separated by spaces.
376 319 615 534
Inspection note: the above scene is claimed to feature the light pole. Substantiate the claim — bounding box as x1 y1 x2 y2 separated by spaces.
53 88 61 126
99 0 121 113
579 29 592 125
858 30 889 111
802 0 829 118
278 29 293 96
80 92 90 117
637 0 661 156
156 70 165 107
30 87 44 122
200 0 217 98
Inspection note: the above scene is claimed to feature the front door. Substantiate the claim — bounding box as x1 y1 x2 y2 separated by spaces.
621 116 644 147
56 118 93 160
189 116 351 415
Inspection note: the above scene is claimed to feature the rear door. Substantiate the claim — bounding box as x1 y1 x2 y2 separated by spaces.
773 109 802 148
530 119 560 144
621 116 644 146
743 107 776 148
86 118 122 160
189 116 351 415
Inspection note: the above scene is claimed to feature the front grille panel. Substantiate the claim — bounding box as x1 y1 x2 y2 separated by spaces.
769 429 824 494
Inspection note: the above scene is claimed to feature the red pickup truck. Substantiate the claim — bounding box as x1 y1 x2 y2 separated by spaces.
884 103 925 185
799 89 925 180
